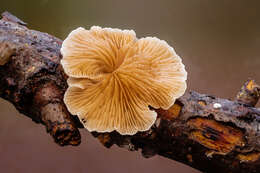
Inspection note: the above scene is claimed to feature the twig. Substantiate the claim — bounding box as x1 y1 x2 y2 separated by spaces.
0 12 260 173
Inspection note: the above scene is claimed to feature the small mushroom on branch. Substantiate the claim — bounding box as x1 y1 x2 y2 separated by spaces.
61 26 187 135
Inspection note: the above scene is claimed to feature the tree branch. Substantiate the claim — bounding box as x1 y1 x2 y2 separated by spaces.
1 12 260 173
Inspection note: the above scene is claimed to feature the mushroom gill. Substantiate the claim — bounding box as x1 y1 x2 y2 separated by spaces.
61 26 187 135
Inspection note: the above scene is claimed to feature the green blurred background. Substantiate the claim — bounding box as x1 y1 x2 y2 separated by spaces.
1 0 260 172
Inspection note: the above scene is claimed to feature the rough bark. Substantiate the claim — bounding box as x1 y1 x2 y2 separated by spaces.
1 12 260 173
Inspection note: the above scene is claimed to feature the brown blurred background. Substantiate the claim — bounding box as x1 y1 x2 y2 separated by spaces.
1 0 260 172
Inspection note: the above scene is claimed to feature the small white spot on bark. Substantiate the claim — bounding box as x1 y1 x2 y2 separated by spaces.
213 103 222 109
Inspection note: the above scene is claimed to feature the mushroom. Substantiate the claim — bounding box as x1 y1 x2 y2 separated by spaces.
61 26 187 135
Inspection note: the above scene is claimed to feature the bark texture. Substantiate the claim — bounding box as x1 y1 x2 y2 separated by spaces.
1 12 260 173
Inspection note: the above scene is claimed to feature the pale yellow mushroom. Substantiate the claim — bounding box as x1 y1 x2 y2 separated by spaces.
61 26 187 135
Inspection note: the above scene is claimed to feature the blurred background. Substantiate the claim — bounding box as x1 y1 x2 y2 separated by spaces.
1 0 260 172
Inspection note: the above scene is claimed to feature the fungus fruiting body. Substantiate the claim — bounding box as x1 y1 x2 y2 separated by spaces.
61 26 187 135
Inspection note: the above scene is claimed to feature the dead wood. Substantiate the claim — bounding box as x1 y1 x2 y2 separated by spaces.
1 12 260 173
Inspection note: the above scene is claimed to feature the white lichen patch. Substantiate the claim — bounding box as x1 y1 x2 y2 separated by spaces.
213 103 222 109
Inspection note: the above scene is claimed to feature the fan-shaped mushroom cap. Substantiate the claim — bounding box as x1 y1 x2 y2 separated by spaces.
61 26 187 135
